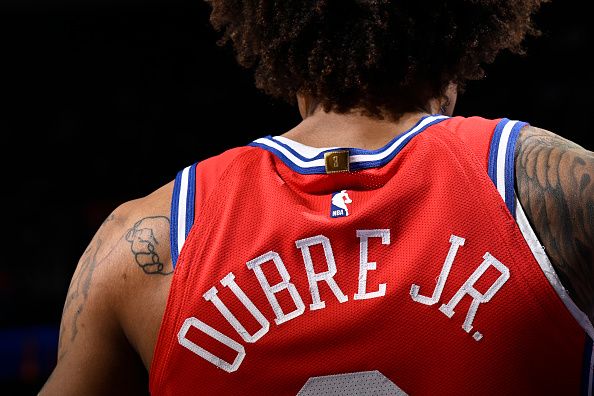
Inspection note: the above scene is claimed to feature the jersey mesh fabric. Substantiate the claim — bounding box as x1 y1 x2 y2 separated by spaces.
150 116 588 395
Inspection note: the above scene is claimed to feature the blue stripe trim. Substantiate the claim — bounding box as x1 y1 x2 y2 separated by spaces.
487 118 510 186
170 168 184 269
267 114 441 162
249 116 448 175
351 117 447 169
503 121 527 216
581 336 593 396
185 163 197 238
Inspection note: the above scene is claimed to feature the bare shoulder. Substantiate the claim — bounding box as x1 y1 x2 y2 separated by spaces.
514 125 594 321
40 181 175 395
106 181 176 366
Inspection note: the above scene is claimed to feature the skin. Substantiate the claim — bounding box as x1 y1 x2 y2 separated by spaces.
514 127 594 319
39 89 593 395
40 184 175 395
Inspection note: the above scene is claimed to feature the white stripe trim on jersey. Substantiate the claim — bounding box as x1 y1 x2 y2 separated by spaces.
495 121 516 201
253 115 448 169
176 166 190 258
515 198 594 340
251 137 327 168
487 118 527 217
272 136 339 159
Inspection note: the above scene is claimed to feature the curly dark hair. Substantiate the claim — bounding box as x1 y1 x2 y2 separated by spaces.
205 0 547 120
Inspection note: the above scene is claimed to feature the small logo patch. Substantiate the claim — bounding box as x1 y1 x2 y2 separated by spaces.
330 190 352 218
324 150 350 173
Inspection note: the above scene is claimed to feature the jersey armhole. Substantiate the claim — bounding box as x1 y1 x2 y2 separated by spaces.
487 118 594 336
516 198 594 395
170 163 198 268
487 119 594 394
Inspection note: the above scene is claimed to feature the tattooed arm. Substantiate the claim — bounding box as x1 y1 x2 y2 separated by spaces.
515 126 594 322
39 182 175 395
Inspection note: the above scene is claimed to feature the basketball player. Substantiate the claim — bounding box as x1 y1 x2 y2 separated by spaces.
40 0 593 394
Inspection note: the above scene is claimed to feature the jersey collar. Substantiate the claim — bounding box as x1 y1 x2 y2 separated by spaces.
248 114 449 175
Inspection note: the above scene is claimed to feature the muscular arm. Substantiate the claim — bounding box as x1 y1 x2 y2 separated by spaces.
514 125 594 322
39 183 174 395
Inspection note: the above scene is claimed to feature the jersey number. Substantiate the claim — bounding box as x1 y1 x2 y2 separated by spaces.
297 370 408 396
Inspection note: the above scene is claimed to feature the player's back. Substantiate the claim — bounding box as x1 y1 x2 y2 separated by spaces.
149 115 593 395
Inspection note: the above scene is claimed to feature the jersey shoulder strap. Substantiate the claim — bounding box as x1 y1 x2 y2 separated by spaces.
168 146 256 267
441 116 528 216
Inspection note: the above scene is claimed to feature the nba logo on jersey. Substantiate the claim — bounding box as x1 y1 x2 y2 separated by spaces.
330 190 352 218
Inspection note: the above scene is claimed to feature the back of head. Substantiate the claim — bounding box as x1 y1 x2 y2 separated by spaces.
205 0 547 121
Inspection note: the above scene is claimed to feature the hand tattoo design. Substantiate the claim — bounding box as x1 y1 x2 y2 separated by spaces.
125 216 173 275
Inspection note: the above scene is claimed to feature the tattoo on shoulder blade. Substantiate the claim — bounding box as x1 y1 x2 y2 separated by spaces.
125 216 173 275
57 211 120 359
58 238 103 361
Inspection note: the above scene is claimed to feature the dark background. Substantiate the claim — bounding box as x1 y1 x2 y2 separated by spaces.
1 1 592 394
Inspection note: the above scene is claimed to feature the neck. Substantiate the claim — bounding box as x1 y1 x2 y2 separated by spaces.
281 110 435 150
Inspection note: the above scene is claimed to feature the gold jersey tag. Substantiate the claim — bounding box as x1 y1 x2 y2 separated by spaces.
324 150 350 174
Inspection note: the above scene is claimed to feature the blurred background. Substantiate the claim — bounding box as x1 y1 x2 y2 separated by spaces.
1 0 592 394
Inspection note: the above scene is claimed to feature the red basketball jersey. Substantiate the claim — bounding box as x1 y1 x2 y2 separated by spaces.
150 115 594 395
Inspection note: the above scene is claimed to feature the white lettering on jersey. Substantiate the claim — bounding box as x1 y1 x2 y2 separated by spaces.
354 229 390 300
202 272 270 343
410 235 466 305
296 235 348 310
439 252 510 340
246 251 306 325
177 317 245 373
178 231 513 372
